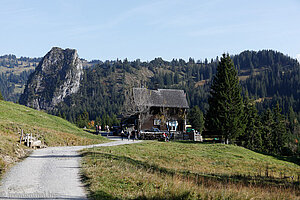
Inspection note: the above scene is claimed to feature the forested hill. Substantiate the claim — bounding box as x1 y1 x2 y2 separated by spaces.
48 50 300 127
0 50 299 125
0 55 40 101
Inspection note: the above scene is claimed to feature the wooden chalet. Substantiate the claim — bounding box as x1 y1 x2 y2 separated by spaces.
122 88 189 133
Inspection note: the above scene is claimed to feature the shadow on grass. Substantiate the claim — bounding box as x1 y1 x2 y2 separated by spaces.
263 153 300 166
82 151 300 190
172 140 224 145
84 129 97 134
89 190 192 200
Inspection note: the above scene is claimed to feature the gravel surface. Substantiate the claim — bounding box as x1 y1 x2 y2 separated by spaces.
0 138 141 200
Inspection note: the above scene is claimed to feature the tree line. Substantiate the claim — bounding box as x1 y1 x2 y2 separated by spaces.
190 54 299 156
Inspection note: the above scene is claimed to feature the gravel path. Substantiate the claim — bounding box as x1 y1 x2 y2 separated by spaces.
0 138 141 200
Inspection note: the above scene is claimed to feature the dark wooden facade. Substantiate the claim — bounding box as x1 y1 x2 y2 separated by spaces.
122 88 189 133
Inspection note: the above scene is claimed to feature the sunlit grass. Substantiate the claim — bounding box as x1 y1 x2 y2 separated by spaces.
0 100 108 177
81 141 300 200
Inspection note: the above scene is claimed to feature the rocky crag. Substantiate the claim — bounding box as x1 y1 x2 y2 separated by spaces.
19 47 83 110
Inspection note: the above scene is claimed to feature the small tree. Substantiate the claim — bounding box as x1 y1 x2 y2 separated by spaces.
188 106 204 133
261 108 274 154
0 90 3 101
205 54 245 144
272 103 288 155
242 99 262 151
76 111 89 128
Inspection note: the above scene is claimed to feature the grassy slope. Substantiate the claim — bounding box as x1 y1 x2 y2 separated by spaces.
81 141 300 200
0 100 108 176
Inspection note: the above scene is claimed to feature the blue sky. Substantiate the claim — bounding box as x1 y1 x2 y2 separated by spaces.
0 0 300 62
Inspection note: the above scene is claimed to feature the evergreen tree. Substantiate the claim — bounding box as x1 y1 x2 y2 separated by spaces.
242 99 262 151
205 54 245 144
261 108 274 154
0 90 3 101
188 106 204 133
76 111 89 128
288 106 297 134
272 103 288 155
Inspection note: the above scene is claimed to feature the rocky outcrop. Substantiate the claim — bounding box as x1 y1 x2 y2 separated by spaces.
19 47 83 110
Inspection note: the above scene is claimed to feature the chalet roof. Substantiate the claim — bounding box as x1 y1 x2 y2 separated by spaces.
133 88 189 109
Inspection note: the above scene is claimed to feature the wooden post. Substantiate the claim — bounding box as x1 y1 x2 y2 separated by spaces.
30 133 32 147
26 134 29 147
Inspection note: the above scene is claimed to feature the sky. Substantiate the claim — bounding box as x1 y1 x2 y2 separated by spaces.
0 0 300 62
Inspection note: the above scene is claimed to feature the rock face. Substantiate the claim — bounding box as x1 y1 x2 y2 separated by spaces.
19 47 83 110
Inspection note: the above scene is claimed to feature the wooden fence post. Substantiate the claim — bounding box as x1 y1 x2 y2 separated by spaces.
30 133 32 147
26 134 29 147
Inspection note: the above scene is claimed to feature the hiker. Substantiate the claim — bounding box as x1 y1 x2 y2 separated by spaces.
132 130 135 141
163 132 167 142
121 130 124 140
107 125 110 137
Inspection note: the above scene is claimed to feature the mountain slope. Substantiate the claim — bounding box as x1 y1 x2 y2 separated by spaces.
0 55 40 102
0 100 107 177
0 49 298 125
48 50 300 124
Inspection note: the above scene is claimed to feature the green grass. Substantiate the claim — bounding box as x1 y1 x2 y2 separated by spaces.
81 141 300 200
0 100 108 177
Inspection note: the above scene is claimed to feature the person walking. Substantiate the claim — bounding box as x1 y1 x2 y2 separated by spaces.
132 130 135 142
121 130 124 140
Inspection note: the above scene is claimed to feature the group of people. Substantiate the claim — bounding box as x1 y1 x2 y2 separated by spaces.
95 125 111 134
121 129 138 141
95 125 101 134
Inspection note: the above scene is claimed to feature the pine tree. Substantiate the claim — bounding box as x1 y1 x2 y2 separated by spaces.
205 54 245 144
0 90 3 101
272 103 288 155
261 108 274 154
288 106 297 134
76 111 89 128
188 106 204 133
242 99 262 151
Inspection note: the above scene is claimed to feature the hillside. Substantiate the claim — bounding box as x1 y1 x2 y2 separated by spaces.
0 100 108 177
0 55 40 102
1 49 299 129
50 50 300 124
81 141 300 199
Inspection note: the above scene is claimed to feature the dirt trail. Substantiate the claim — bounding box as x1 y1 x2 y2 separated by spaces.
0 139 141 199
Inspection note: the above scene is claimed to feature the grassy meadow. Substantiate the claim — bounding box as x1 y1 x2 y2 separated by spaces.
0 100 108 176
81 141 300 200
